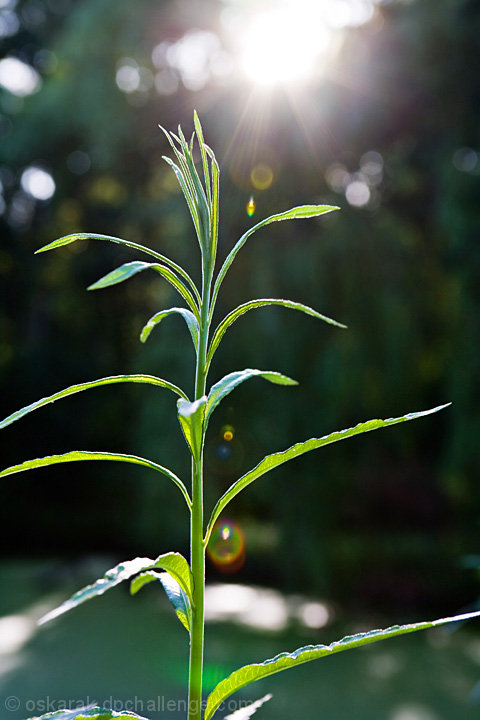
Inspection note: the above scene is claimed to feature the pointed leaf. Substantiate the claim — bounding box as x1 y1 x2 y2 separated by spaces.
87 262 200 319
162 154 202 248
205 610 480 720
224 694 272 720
205 404 450 542
194 110 212 205
177 396 207 459
140 307 199 351
211 205 339 312
0 451 191 509
27 708 149 720
39 557 156 625
0 374 188 430
206 369 297 425
209 148 220 271
130 551 193 599
207 299 346 368
159 571 191 631
36 231 200 304
40 551 192 625
179 126 211 251
87 260 149 289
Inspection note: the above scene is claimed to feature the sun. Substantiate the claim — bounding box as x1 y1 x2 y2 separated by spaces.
239 0 376 87
241 3 331 87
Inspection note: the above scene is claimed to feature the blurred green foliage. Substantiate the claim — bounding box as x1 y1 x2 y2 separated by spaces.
1 0 479 614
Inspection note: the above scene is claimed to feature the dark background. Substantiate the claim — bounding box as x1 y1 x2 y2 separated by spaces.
1 0 479 618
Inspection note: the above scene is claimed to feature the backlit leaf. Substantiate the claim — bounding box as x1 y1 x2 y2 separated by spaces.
205 369 297 425
162 154 202 250
0 374 188 430
207 299 346 368
205 405 450 542
130 551 193 599
27 707 148 720
194 109 211 206
210 205 339 313
40 552 192 625
0 451 191 509
204 610 480 720
87 261 200 319
140 308 199 351
39 557 157 625
158 572 191 632
177 396 207 459
36 231 200 304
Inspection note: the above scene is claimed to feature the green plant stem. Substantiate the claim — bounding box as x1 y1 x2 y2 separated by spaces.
188 267 211 720
188 455 205 720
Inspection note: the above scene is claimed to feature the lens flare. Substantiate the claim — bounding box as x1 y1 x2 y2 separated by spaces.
207 520 245 573
246 195 256 217
222 424 234 442
251 164 274 190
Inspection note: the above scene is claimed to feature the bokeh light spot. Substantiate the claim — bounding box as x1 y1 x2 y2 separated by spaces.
298 601 330 629
207 520 245 573
250 163 274 190
453 147 478 173
0 56 41 96
0 10 20 39
165 30 222 91
115 59 153 94
20 166 55 200
345 179 370 207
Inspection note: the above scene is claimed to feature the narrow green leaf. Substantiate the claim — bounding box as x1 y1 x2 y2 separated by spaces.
194 110 212 205
210 150 220 269
204 610 480 720
159 571 191 632
162 154 202 249
0 451 191 510
87 261 147 290
159 124 198 205
36 231 200 305
207 299 346 368
205 404 450 543
27 707 149 720
87 261 200 320
130 551 193 599
211 205 339 315
0 374 188 430
177 396 207 460
140 307 199 351
39 556 156 625
205 369 297 426
40 551 192 625
177 124 211 254
224 694 272 720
